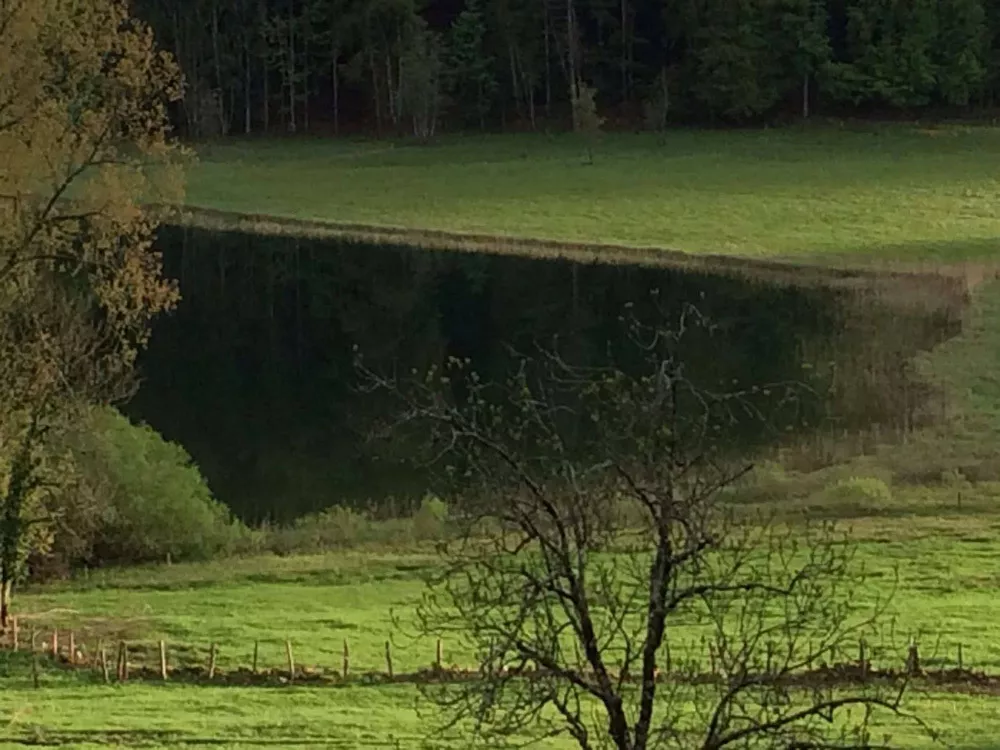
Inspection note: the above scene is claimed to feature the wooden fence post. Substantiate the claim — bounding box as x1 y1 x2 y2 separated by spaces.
100 646 110 684
435 638 443 671
252 640 259 674
907 638 920 675
858 639 867 681
117 641 128 682
385 640 393 679
159 640 168 680
11 617 19 652
68 631 76 666
958 643 964 671
285 640 295 682
51 630 58 660
342 639 350 678
208 643 217 679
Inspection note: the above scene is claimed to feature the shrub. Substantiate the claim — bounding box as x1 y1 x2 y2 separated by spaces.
265 495 451 555
413 495 448 539
44 408 249 572
815 476 894 516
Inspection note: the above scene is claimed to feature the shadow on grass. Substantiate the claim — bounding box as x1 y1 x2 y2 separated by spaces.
48 560 437 596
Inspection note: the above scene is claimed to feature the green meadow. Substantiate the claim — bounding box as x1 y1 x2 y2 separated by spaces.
186 125 1000 265
5 129 1000 747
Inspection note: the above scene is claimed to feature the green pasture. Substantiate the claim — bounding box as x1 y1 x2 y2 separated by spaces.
186 125 1000 264
10 139 1000 746
5 511 1000 749
2 672 999 749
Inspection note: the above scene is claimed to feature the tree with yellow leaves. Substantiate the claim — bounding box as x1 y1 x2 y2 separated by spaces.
0 0 186 625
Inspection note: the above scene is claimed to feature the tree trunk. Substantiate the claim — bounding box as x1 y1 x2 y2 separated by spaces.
211 1 227 135
244 38 252 134
509 41 522 122
332 45 340 135
303 17 310 133
620 0 628 103
370 47 383 136
0 432 36 632
0 580 10 631
543 10 552 118
567 0 579 106
259 0 269 133
263 58 270 132
288 7 297 133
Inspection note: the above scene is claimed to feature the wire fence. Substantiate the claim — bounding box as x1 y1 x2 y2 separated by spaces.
4 619 1000 692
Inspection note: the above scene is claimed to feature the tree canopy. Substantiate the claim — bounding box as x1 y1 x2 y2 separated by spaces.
0 0 185 623
132 0 996 134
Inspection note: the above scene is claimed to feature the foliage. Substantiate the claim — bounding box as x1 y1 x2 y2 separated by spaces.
0 0 185 623
47 408 250 568
817 476 894 515
265 495 450 555
827 0 987 107
571 82 604 163
445 0 497 129
641 70 670 133
400 19 444 139
129 0 997 132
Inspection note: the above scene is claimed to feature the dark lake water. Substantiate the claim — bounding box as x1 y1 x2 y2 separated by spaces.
129 225 965 523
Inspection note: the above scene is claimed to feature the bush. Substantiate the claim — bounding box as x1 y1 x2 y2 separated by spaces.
815 476 894 516
265 495 451 555
42 408 250 573
413 495 448 539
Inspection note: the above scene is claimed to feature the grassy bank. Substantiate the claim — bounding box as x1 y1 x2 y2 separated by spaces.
186 125 1000 266
7 506 1000 748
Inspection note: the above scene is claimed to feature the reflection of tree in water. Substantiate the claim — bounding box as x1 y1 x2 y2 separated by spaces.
130 226 961 523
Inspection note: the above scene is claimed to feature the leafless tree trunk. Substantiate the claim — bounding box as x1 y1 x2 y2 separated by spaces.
210 1 227 135
244 38 252 134
287 4 296 133
332 46 340 136
360 303 919 750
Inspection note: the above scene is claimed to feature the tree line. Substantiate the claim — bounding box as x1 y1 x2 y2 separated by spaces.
133 0 998 137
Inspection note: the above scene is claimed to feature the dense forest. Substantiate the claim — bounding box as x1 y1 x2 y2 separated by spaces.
133 0 999 136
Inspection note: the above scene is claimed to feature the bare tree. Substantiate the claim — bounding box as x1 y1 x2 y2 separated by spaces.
360 303 916 750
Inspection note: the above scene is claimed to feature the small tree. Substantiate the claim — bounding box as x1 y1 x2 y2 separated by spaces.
400 20 444 140
361 305 916 750
0 0 183 625
572 81 604 164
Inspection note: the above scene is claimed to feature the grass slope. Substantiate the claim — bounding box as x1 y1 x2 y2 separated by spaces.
187 125 1000 264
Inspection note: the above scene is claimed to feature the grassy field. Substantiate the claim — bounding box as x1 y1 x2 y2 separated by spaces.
1 283 999 747
11 133 1000 747
186 124 1000 265
7 507 1000 748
